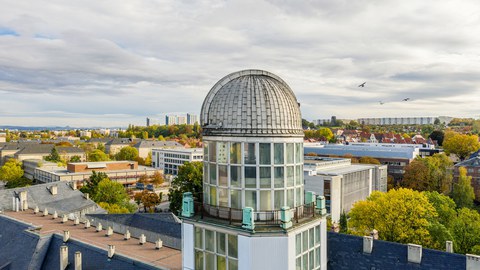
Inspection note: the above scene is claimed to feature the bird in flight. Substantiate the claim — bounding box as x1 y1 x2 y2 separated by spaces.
358 82 366 87
402 98 410 101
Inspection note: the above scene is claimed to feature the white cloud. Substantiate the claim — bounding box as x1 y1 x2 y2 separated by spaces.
0 0 480 127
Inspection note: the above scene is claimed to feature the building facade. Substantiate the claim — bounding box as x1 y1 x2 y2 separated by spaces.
181 70 327 270
152 148 203 176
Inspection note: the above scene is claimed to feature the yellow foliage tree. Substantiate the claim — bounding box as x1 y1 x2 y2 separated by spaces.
443 132 480 160
349 188 437 245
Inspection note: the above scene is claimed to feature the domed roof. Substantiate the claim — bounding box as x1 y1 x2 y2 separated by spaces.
200 69 303 137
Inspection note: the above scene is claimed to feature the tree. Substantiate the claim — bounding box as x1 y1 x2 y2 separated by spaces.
151 171 164 186
144 152 152 166
358 156 381 165
443 132 480 160
451 167 475 209
115 146 139 161
45 147 61 162
349 188 437 244
339 211 348 233
429 130 445 146
140 190 161 212
168 161 203 215
451 208 480 254
80 171 108 198
93 178 129 205
0 159 24 182
424 191 456 228
70 155 81 162
88 149 109 162
316 128 334 142
98 202 131 214
5 177 32 188
402 154 452 194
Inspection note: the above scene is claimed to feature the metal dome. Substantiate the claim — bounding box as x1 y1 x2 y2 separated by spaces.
200 69 303 137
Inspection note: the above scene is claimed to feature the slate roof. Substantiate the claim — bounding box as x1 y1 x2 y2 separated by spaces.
86 213 182 240
105 138 138 146
305 145 418 159
134 140 182 149
0 182 103 215
455 156 480 167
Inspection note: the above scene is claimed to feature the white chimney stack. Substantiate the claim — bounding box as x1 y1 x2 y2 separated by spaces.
53 211 58 219
84 193 89 200
139 234 146 245
105 226 113 237
370 229 379 240
34 206 39 214
467 254 480 270
408 244 422 264
63 230 70 242
96 223 102 232
74 251 82 270
84 220 91 229
43 208 48 216
363 236 373 254
74 217 79 226
50 185 58 195
446 241 453 253
108 245 115 258
124 230 131 240
60 245 68 270
156 239 163 250
62 214 68 223
71 181 77 190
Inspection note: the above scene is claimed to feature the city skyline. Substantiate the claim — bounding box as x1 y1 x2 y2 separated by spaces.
1 1 480 127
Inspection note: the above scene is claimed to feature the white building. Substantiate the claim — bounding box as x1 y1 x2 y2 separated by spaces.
358 117 436 125
187 113 199 125
152 148 203 175
181 70 327 270
304 157 387 222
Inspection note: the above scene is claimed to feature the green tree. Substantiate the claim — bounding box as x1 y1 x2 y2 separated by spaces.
96 143 106 153
88 149 109 162
144 152 152 166
5 177 32 188
349 188 437 244
402 154 452 194
424 191 456 228
443 131 480 160
0 159 24 182
451 167 475 209
168 161 203 215
98 202 131 214
45 147 61 162
115 146 139 161
427 221 453 250
429 130 445 146
339 211 348 233
80 171 108 198
70 155 81 162
93 178 129 205
316 127 334 141
451 208 480 254
140 191 161 212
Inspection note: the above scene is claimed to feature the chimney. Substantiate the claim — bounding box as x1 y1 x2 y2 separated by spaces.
446 241 453 253
105 226 113 237
84 220 91 229
43 208 49 216
370 229 379 240
108 245 115 258
467 254 480 270
363 236 373 254
74 217 80 226
96 223 102 232
60 245 68 270
19 191 28 210
62 214 68 223
84 193 89 200
74 251 82 270
71 181 77 190
63 230 70 242
407 244 422 264
156 238 163 250
34 206 39 214
139 234 146 245
124 230 131 240
52 211 58 219
331 222 339 233
50 185 58 195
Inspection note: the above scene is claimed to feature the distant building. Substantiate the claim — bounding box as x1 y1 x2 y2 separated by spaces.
453 156 480 201
34 161 158 184
152 148 203 176
105 138 138 155
358 117 436 125
187 113 198 125
134 140 183 159
177 116 187 125
304 157 387 222
0 143 86 164
146 117 150 127
0 132 6 143
79 130 92 138
165 115 176 126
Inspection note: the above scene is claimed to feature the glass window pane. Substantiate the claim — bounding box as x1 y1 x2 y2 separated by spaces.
296 187 302 207
218 142 228 163
244 143 256 164
309 250 314 270
195 250 204 270
229 259 238 270
195 227 203 249
205 252 215 269
287 166 294 187
203 162 209 185
302 231 308 252
295 165 302 186
296 234 302 255
259 143 271 165
309 228 314 248
228 234 238 258
217 232 226 255
260 190 272 210
274 167 284 188
210 186 217 206
204 185 210 204
315 247 320 267
260 167 271 188
286 143 294 164
302 253 308 270
315 225 321 244
245 167 256 188
209 164 217 185
218 188 228 207
245 190 257 210
209 142 216 162
217 255 226 270
204 142 209 162
219 165 228 186
230 165 242 188
287 189 294 208
230 142 241 164
296 257 302 270
205 230 215 252
274 143 284 164
231 190 241 209
296 143 303 164
274 190 284 209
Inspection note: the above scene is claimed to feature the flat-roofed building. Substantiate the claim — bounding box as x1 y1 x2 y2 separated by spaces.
152 148 203 176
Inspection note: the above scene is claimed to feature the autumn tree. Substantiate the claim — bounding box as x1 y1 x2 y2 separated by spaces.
349 188 437 245
358 156 381 165
80 171 108 198
70 155 81 162
168 161 203 215
0 159 24 182
443 131 480 160
451 167 475 209
88 149 109 162
339 211 348 233
151 171 164 186
93 178 129 205
115 146 139 161
402 154 452 194
451 208 480 254
145 152 152 166
136 190 161 212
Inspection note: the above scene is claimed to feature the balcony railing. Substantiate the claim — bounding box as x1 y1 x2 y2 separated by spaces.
194 202 316 226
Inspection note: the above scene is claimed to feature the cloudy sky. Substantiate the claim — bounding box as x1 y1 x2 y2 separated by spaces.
1 0 480 127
